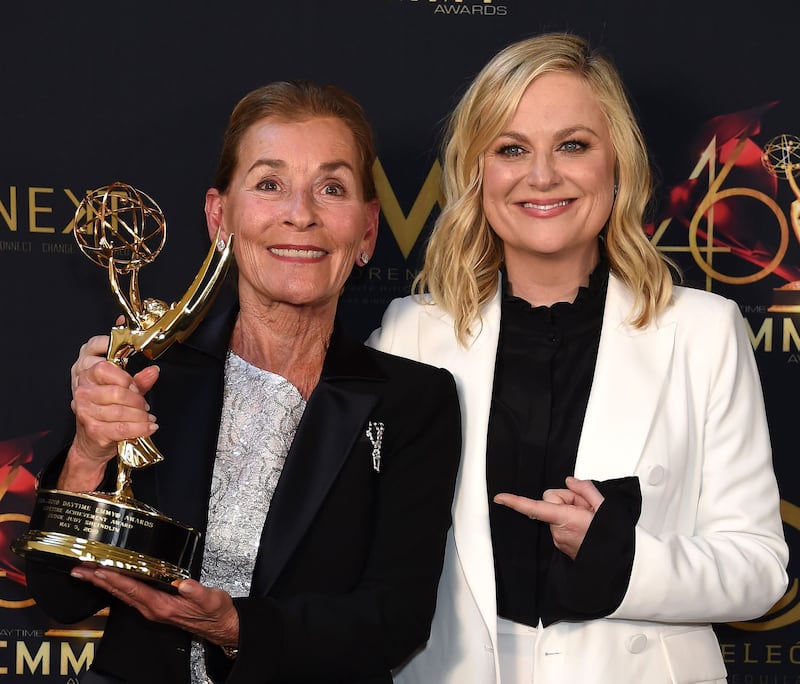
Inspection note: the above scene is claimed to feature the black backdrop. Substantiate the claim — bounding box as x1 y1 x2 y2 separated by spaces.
1 1 799 680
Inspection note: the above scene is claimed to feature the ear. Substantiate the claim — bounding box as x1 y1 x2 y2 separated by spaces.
359 199 380 257
204 188 228 243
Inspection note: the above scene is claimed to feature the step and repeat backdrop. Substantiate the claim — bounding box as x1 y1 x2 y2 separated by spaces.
1 1 798 681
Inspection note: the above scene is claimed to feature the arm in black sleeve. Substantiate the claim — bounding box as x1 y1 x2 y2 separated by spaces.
541 476 641 626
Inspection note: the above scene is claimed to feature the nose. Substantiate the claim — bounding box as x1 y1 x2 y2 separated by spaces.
284 189 318 229
525 151 561 189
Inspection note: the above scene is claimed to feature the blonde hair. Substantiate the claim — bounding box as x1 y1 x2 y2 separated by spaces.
413 32 676 346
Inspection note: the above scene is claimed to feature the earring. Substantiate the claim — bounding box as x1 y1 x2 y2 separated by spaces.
216 226 226 252
613 184 618 198
359 251 370 266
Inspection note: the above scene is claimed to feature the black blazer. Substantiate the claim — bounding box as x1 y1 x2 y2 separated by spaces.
26 291 462 684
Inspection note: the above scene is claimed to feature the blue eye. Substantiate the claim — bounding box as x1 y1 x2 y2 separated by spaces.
498 144 526 158
560 140 587 152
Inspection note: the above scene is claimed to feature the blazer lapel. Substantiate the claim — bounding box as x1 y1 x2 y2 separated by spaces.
145 289 237 535
250 324 381 596
416 273 675 650
575 274 677 479
419 283 502 647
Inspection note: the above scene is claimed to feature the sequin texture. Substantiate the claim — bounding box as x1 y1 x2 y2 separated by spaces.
190 350 306 682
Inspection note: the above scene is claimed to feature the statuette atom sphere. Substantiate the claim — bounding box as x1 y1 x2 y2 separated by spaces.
73 181 166 273
761 134 800 180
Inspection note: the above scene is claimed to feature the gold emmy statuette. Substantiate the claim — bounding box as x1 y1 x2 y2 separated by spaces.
13 182 234 588
763 134 800 312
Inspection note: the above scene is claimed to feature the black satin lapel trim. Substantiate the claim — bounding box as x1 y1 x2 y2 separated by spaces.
181 278 239 361
322 319 384 381
147 348 226 534
250 382 377 595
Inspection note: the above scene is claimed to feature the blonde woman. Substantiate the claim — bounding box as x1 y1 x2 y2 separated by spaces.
369 33 788 684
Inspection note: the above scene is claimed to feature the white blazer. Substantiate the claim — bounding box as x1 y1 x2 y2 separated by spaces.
368 274 788 684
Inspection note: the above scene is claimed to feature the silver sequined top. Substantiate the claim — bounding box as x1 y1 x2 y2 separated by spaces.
190 350 306 683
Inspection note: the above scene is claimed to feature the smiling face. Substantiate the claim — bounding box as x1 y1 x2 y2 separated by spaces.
205 116 378 316
481 71 616 287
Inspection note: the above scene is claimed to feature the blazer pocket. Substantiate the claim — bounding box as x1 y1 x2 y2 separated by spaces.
659 626 727 684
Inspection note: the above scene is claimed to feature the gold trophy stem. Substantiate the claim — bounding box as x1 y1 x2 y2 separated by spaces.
113 436 165 499
767 154 800 312
785 166 800 246
103 313 165 501
109 257 138 325
786 164 800 198
115 462 134 501
128 268 143 324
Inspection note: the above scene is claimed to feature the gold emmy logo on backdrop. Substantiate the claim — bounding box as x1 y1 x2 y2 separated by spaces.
763 134 800 312
729 499 800 631
373 158 443 259
12 182 234 588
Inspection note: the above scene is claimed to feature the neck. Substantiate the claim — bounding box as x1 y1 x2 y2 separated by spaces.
231 299 335 399
504 245 600 307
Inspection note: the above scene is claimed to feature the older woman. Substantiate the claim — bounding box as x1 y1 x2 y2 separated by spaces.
369 33 788 683
26 81 461 684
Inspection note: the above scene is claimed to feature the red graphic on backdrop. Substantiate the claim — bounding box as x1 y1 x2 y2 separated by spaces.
0 432 48 587
646 102 800 285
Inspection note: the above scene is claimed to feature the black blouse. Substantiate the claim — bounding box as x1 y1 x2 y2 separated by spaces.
486 256 640 627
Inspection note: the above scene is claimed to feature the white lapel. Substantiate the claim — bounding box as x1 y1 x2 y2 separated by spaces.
418 283 502 645
413 273 676 646
575 274 677 479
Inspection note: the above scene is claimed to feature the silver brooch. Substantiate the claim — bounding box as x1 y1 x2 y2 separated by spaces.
366 421 384 473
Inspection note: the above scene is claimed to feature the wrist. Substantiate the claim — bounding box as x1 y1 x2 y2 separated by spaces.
57 444 112 492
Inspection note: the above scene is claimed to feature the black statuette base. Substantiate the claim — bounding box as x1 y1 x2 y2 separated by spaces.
13 489 199 589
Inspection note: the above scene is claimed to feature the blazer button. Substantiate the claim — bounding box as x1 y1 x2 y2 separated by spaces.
646 465 665 486
626 634 648 654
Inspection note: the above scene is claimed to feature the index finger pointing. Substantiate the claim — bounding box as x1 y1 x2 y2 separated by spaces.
493 493 566 525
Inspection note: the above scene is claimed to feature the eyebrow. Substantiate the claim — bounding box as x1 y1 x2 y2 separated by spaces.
497 125 601 141
246 158 357 175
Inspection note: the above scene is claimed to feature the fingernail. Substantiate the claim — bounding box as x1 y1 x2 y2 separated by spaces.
70 569 84 580
95 570 107 580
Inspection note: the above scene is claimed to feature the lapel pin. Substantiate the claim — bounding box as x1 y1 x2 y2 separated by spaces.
366 421 385 473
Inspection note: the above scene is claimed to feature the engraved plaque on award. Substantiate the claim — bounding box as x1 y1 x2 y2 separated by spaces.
13 182 233 587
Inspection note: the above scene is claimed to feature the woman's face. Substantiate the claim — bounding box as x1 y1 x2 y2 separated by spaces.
481 71 616 276
205 116 378 314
